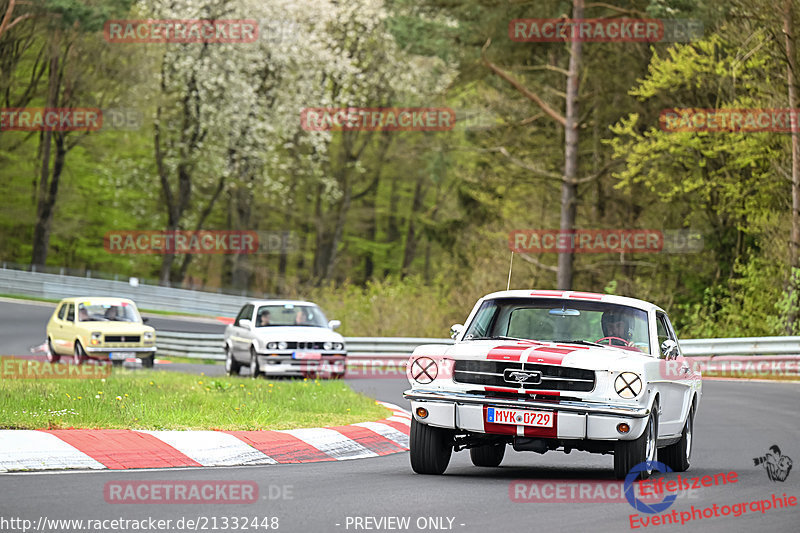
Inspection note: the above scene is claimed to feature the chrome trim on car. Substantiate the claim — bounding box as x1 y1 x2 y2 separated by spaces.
85 346 157 353
402 389 650 418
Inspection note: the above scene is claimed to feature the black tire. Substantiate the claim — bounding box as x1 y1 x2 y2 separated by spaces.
225 346 241 376
47 338 61 363
659 404 694 472
470 443 505 467
409 418 453 475
141 355 155 368
73 341 86 366
614 402 659 480
249 348 261 378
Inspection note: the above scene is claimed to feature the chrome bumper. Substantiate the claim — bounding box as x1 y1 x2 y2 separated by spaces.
403 389 650 418
85 346 157 353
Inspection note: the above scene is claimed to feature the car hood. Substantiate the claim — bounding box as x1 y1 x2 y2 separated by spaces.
414 339 655 372
79 321 154 333
248 326 344 342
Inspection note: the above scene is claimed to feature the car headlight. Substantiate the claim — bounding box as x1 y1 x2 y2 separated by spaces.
143 331 154 341
614 372 643 399
333 342 344 351
323 341 332 351
267 342 277 350
278 341 288 350
91 332 102 345
409 357 437 384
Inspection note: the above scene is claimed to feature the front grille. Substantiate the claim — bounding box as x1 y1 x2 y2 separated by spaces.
286 341 325 350
104 335 141 343
454 360 595 392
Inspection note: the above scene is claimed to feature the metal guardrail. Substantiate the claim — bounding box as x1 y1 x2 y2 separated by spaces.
155 332 800 361
0 265 259 316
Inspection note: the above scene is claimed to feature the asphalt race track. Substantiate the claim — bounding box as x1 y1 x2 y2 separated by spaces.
1 300 798 532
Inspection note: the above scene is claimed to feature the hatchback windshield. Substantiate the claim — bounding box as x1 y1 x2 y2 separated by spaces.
255 304 328 327
77 302 141 322
463 298 651 353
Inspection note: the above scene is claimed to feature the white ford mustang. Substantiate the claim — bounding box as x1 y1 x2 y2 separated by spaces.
403 290 701 479
224 300 346 378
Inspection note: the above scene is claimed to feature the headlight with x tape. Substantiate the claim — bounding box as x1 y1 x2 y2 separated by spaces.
614 372 643 399
409 357 438 384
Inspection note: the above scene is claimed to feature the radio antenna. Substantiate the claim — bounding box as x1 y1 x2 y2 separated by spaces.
506 252 514 290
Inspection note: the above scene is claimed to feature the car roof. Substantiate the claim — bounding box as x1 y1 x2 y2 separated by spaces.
245 300 320 307
480 290 664 313
58 297 137 305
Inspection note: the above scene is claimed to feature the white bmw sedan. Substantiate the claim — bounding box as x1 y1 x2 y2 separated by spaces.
224 300 346 378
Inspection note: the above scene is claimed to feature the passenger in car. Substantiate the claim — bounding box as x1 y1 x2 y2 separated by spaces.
258 310 271 327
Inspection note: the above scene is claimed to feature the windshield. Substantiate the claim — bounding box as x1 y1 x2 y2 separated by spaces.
77 301 141 322
463 298 651 354
254 304 328 328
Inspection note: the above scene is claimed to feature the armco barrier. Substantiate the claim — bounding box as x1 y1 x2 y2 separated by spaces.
156 332 800 363
0 264 261 316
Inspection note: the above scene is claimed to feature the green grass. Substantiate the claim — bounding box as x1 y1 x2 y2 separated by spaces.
0 368 390 430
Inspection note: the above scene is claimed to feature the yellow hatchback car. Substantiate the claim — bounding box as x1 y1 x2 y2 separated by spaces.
46 297 157 367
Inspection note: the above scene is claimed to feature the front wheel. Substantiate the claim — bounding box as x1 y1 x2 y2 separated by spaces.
73 341 86 366
141 356 155 368
614 402 658 480
659 404 693 472
225 346 241 376
249 348 261 378
47 338 61 363
470 443 505 467
409 418 454 475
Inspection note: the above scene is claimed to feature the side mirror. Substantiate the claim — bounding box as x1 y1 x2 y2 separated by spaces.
142 317 149 324
661 339 679 359
450 324 464 340
239 319 253 329
328 320 341 330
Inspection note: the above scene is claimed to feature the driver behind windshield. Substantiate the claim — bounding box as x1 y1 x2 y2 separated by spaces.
601 309 634 344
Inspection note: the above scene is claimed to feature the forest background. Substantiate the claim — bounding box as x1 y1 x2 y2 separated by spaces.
1 0 798 338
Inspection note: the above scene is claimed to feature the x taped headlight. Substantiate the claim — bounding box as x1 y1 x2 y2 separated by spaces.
410 357 438 384
615 372 643 399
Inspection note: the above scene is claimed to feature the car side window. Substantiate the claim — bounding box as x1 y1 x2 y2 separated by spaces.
57 304 67 320
235 305 254 327
656 312 676 357
66 304 75 322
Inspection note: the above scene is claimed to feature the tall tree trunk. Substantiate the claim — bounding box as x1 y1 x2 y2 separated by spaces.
785 0 800 333
557 0 583 290
401 176 425 276
31 38 60 266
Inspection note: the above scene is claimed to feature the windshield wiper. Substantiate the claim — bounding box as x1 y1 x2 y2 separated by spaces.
553 339 605 347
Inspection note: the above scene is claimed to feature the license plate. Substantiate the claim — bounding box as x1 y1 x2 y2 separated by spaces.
292 352 322 360
487 407 553 427
109 352 134 361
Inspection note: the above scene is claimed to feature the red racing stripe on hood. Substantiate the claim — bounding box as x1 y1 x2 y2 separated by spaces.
526 346 573 365
487 345 530 362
